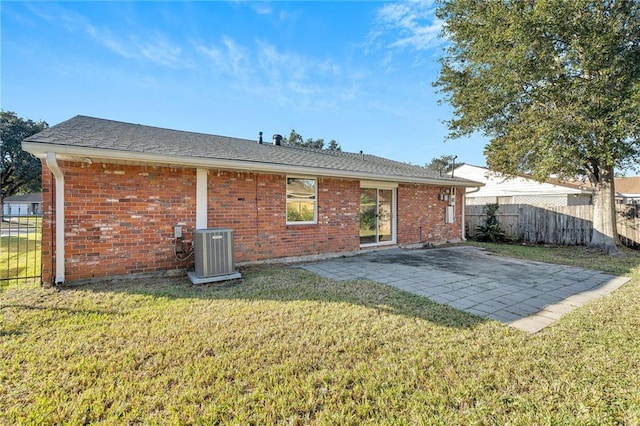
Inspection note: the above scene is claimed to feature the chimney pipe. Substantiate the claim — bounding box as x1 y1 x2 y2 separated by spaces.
272 134 283 146
258 131 263 144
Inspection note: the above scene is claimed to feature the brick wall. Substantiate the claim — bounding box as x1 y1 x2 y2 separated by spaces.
397 184 462 244
42 161 197 283
206 171 360 262
40 161 462 284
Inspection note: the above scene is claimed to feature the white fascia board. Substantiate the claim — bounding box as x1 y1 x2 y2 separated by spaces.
23 142 483 187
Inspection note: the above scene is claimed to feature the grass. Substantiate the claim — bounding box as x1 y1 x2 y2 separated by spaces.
466 240 640 275
1 245 639 424
0 221 42 284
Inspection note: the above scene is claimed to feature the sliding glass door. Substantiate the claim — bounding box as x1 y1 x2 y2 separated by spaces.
360 188 395 246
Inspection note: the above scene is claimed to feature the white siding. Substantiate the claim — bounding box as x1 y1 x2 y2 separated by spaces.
456 165 592 207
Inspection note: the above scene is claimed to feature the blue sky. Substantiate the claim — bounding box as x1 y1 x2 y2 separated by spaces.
1 1 488 167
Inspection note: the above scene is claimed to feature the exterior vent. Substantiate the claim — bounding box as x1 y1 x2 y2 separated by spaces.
189 228 241 284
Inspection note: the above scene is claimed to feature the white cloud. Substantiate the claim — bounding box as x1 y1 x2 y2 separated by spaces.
136 36 183 67
196 36 252 79
90 27 186 68
195 37 365 110
369 0 444 63
252 4 272 15
27 3 188 68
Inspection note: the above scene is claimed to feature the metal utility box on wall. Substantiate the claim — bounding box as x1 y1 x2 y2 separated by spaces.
188 228 241 284
445 206 455 224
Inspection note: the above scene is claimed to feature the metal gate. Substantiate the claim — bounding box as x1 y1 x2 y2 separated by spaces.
1 208 42 284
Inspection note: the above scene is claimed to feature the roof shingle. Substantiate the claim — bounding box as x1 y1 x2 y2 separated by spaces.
24 115 479 186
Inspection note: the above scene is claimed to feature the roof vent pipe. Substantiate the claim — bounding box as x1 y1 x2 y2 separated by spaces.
360 150 364 161
258 131 263 144
272 134 282 146
451 155 458 178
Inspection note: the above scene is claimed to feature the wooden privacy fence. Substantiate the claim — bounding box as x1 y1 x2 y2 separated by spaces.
466 204 639 248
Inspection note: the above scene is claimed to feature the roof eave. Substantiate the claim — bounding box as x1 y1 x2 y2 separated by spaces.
22 142 484 187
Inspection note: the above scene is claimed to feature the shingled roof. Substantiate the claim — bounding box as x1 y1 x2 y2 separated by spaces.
615 176 640 195
3 193 42 203
23 115 480 186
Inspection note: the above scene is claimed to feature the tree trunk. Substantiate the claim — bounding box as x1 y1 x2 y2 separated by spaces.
589 166 619 254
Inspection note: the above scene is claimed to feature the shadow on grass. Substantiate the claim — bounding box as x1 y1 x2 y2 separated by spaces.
56 243 640 331
0 303 123 317
0 302 124 337
58 265 486 330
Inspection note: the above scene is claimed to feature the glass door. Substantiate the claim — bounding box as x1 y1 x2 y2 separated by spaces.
360 188 395 245
377 189 393 242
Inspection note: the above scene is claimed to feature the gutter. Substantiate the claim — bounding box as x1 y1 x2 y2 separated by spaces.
465 186 482 196
23 142 483 188
46 152 65 284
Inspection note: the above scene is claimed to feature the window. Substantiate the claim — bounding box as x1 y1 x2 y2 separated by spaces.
286 177 317 224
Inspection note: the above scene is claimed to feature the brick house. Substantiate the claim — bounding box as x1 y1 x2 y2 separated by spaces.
23 115 481 285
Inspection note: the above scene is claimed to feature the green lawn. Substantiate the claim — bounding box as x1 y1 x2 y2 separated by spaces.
0 219 42 284
1 245 639 424
466 241 640 275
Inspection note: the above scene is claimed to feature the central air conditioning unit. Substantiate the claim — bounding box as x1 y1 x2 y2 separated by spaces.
187 228 241 284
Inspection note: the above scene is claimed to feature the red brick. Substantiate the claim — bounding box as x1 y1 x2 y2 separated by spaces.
40 161 463 284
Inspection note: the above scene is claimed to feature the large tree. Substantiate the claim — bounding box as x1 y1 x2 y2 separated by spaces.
285 129 341 151
434 0 640 253
425 155 464 175
1 111 48 205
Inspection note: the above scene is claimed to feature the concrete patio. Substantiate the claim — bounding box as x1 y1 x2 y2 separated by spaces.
298 246 630 333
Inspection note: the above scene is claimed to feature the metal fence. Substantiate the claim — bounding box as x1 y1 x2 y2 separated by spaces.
1 208 42 284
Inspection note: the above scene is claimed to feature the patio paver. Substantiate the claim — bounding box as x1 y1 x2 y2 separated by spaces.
299 246 630 333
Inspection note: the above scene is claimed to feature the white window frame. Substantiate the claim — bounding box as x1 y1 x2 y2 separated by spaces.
286 176 318 225
359 183 398 248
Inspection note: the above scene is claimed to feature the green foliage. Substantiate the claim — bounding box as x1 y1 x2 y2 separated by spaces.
359 190 377 231
424 155 464 174
284 129 341 151
434 0 640 250
1 111 48 201
359 206 377 231
286 203 315 222
474 203 505 242
326 139 341 151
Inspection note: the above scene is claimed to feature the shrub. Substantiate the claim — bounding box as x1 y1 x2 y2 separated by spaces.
474 203 506 242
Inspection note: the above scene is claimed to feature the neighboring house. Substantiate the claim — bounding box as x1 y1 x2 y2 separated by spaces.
453 164 593 207
22 115 481 285
614 176 640 205
2 193 43 216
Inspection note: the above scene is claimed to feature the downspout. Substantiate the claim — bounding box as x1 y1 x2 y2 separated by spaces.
462 186 481 242
46 152 65 284
461 193 466 241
